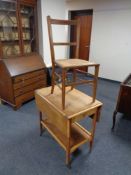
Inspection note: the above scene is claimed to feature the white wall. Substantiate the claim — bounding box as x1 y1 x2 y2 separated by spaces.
37 0 67 67
66 0 131 81
37 0 131 81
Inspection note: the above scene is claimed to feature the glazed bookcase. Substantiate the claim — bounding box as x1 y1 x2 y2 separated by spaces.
0 0 38 59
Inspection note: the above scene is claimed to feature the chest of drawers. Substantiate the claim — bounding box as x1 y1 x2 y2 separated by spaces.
112 73 131 129
0 54 47 109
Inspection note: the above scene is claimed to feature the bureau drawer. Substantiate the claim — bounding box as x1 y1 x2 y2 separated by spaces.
13 69 46 83
13 74 46 90
117 85 131 115
14 80 45 97
15 90 35 107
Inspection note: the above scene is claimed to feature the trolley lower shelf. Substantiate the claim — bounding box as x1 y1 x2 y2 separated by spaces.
41 120 92 153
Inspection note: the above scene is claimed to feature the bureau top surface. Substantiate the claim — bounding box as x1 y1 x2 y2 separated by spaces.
1 54 46 77
122 73 131 86
35 86 103 118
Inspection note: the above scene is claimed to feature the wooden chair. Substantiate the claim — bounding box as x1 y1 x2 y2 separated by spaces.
47 15 100 109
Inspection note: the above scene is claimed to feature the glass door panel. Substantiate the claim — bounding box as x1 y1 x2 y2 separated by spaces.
20 5 36 54
0 1 20 57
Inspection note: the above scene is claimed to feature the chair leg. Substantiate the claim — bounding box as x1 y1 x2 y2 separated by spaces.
51 84 55 94
62 69 66 109
71 68 76 90
51 70 55 94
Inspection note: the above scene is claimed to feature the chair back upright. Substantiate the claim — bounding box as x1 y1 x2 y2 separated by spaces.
47 15 81 69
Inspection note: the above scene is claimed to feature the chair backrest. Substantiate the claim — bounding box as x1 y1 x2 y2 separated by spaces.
47 15 80 68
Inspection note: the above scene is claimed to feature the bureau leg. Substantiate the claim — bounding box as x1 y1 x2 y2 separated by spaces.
112 110 117 130
1 100 6 105
13 104 21 110
13 106 17 111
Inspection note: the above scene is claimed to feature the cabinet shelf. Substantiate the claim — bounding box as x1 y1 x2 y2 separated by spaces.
0 26 18 29
21 12 34 17
23 39 34 42
1 40 19 43
0 9 16 13
22 26 32 29
0 26 33 30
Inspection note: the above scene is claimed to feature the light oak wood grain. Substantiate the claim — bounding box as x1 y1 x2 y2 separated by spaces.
35 86 102 166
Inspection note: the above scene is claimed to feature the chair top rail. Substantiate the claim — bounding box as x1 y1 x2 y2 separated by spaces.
50 19 77 25
53 42 77 46
48 17 78 26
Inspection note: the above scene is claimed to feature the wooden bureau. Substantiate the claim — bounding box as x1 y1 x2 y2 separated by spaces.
112 73 131 129
0 54 47 109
